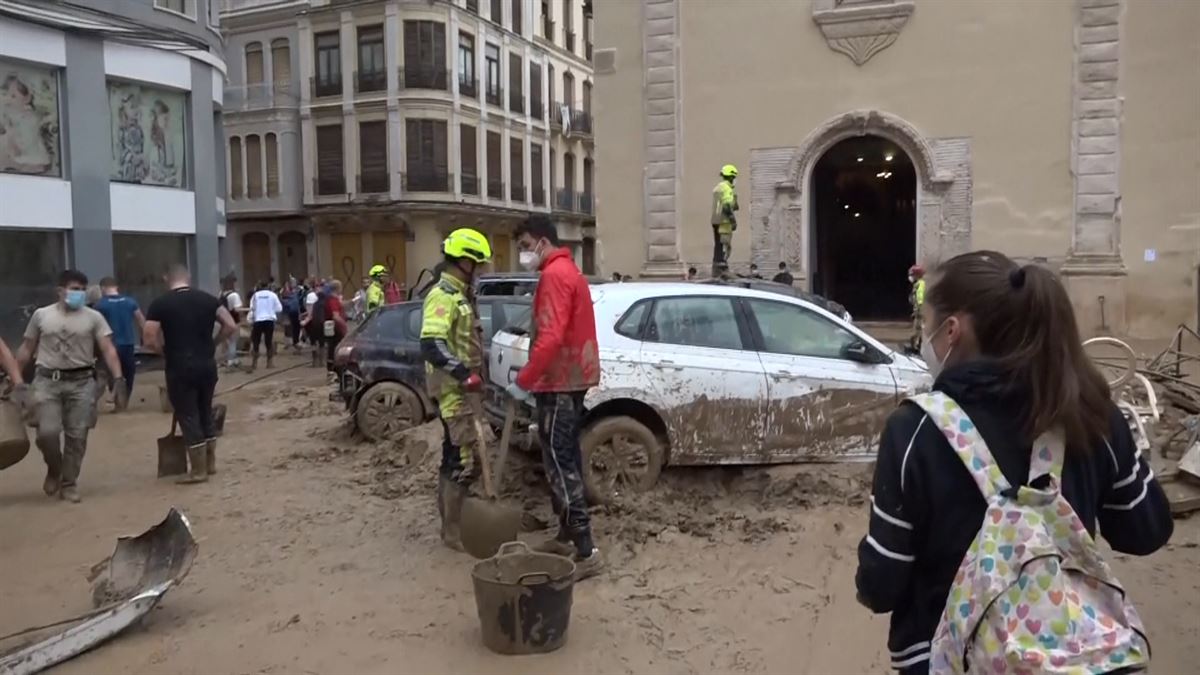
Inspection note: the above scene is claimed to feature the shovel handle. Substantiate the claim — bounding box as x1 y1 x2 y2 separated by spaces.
472 414 495 498
494 398 518 486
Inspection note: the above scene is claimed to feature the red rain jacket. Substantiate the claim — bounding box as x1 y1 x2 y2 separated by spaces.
516 247 600 392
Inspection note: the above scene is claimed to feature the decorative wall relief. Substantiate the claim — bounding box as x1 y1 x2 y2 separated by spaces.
108 80 187 188
0 59 60 176
811 0 915 66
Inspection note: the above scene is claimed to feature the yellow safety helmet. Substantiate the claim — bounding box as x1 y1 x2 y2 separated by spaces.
369 264 388 277
720 164 738 178
443 228 492 263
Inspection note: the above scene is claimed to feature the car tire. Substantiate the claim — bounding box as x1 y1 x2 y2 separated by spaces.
580 416 664 505
354 382 422 442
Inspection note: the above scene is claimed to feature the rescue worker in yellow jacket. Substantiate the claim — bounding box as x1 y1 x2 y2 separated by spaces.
419 228 491 550
908 264 926 353
365 265 387 313
711 164 739 275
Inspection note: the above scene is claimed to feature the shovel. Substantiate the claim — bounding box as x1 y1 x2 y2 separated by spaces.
460 396 521 559
156 416 188 478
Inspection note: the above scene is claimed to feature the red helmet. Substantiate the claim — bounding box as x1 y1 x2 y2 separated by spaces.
908 264 925 278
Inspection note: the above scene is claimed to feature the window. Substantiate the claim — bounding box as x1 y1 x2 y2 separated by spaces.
265 133 279 197
403 21 447 90
108 81 187 188
486 130 502 199
154 0 193 17
549 147 556 192
547 62 555 106
357 25 386 92
511 0 523 34
530 142 544 205
562 70 574 107
616 300 650 339
645 297 743 350
228 136 243 199
583 3 593 60
245 134 262 198
490 0 503 25
484 43 500 105
562 0 574 52
541 0 554 40
316 124 345 195
359 121 388 193
314 32 341 97
458 33 476 97
745 299 860 359
0 230 66 349
404 119 448 191
271 39 291 93
581 157 593 214
0 59 61 177
508 53 523 113
245 42 264 86
466 0 479 13
113 234 187 313
510 138 524 201
529 62 543 120
563 150 575 191
460 124 478 195
583 80 591 112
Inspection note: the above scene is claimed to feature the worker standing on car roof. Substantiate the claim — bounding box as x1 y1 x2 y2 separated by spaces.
508 214 605 582
908 264 926 354
366 265 387 313
711 164 739 276
419 228 491 551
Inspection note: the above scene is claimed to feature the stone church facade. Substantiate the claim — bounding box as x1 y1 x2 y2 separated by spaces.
593 0 1198 337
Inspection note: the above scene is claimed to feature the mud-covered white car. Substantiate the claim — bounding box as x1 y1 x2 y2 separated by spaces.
487 283 930 502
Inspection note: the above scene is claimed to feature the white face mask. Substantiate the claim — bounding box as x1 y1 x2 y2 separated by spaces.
920 319 953 379
518 250 539 270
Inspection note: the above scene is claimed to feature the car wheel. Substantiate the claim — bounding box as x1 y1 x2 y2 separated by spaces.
354 382 422 442
580 416 664 505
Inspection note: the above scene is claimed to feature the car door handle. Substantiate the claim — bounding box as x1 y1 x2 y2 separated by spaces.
654 359 683 371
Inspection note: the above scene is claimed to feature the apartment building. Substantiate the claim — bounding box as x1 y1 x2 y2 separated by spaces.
0 0 227 347
221 0 596 294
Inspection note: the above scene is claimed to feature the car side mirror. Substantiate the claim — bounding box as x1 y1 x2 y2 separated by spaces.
842 340 881 364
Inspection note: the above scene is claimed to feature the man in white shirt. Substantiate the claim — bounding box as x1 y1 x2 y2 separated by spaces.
219 274 244 368
248 281 283 370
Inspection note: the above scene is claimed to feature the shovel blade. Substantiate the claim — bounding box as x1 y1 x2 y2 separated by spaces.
460 496 521 559
156 437 187 477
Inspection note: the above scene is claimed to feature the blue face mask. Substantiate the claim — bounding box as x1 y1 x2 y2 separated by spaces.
64 289 87 310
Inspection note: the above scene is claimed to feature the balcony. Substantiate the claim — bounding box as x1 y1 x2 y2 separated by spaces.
550 101 564 128
510 182 525 202
357 172 389 195
314 175 346 197
487 178 504 200
578 191 594 215
355 69 387 94
509 89 524 114
402 168 452 192
225 83 299 112
555 188 574 212
565 30 576 53
400 66 449 91
462 174 479 196
531 185 545 206
485 85 502 107
459 75 478 98
311 75 342 99
570 108 593 135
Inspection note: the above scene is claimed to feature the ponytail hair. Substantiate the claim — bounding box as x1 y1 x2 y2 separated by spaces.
926 251 1112 450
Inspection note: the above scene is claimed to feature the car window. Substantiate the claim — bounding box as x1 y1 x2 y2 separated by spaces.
746 299 859 359
366 308 413 339
407 303 494 337
645 297 743 350
499 302 530 335
615 300 650 339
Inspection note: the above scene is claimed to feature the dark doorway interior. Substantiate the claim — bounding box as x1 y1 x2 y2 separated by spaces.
811 136 916 321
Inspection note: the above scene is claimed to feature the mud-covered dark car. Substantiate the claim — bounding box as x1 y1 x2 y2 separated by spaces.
333 296 531 441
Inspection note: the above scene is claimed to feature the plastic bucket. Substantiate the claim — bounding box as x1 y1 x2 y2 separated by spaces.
0 398 29 471
471 541 576 655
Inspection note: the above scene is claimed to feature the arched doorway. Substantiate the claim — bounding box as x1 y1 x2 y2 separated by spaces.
241 232 271 293
810 135 916 321
277 230 308 282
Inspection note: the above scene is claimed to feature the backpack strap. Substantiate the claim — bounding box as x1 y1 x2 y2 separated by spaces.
907 392 1012 500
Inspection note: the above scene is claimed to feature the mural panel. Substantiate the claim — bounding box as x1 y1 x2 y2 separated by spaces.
0 59 60 176
108 80 187 187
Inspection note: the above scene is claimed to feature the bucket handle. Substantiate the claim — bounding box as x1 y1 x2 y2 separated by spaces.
495 541 530 557
517 572 552 586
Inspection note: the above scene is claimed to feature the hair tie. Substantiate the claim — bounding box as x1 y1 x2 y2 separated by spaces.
1009 266 1027 290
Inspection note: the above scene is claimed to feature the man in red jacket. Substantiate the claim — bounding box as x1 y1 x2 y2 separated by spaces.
509 215 603 581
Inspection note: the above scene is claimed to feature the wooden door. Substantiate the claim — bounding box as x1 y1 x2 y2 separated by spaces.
277 230 308 281
491 232 511 272
241 232 270 293
373 231 407 290
330 232 363 289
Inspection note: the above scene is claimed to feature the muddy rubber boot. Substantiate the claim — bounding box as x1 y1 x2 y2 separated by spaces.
176 444 209 484
59 484 81 503
205 439 217 475
266 354 275 369
440 478 465 552
572 548 605 581
43 470 60 497
250 352 259 372
532 533 576 557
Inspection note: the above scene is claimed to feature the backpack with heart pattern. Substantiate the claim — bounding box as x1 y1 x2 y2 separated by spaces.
909 392 1150 674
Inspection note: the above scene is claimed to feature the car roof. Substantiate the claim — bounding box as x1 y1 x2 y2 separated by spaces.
599 282 796 303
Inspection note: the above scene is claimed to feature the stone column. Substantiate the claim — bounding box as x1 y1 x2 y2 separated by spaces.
640 0 684 277
1061 0 1127 336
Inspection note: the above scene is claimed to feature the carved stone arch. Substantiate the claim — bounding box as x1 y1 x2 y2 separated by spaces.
749 109 972 287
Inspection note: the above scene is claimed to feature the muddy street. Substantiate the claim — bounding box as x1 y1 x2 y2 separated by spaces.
2 361 1198 674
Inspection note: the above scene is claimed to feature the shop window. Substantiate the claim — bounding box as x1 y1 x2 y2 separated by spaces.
0 230 65 348
113 234 189 313
108 80 187 188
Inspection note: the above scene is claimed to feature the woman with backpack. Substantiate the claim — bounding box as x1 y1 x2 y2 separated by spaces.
855 250 1173 674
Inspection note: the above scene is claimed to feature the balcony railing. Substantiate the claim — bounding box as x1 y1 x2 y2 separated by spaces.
224 82 299 112
565 30 576 53
402 168 452 192
462 174 479 196
487 178 504 200
485 85 502 107
357 172 389 194
542 17 554 41
532 185 545 206
355 69 387 94
578 191 594 215
459 75 478 98
314 175 346 197
555 187 574 212
550 101 565 128
311 75 342 98
570 108 593 135
400 66 449 91
509 89 524 114
511 182 525 202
